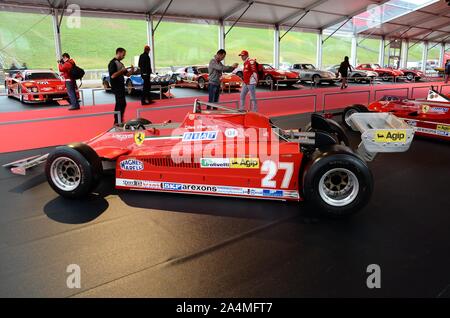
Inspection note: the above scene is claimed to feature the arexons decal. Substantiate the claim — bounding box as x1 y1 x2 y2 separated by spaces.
116 179 300 199
119 159 144 171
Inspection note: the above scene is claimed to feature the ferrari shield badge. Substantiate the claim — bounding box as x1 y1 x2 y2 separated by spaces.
134 132 145 146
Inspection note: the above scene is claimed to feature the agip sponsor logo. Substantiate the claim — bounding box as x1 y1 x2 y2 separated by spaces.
119 159 144 171
374 130 407 143
437 124 450 132
200 158 259 169
230 158 259 169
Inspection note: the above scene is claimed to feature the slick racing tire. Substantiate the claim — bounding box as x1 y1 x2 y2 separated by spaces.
303 146 373 218
45 143 103 199
342 104 368 131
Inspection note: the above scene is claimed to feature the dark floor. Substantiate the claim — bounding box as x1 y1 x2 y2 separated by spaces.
0 115 449 297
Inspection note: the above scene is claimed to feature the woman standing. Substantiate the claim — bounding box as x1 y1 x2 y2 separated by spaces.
338 56 353 89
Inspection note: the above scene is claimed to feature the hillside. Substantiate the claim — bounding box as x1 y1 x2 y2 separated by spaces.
0 12 431 71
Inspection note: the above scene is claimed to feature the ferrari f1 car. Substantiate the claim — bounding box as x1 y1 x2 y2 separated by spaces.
4 101 414 218
342 88 450 141
5 69 78 104
102 69 177 95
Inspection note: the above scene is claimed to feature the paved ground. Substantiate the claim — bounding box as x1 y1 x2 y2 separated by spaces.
0 115 449 298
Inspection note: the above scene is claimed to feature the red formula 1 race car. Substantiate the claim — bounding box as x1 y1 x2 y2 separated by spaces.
174 66 242 90
5 69 78 104
342 88 450 141
356 63 404 81
5 101 414 218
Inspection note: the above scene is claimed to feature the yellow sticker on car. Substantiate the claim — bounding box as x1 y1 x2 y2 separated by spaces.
134 132 145 146
437 124 450 132
374 130 407 143
230 158 260 169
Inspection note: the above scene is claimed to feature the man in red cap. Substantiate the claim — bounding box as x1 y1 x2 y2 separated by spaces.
138 45 153 105
239 50 258 112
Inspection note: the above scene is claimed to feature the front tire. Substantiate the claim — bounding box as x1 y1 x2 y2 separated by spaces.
45 144 102 199
126 80 134 95
303 149 373 218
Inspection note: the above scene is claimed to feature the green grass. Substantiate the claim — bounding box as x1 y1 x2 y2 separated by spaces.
0 11 431 71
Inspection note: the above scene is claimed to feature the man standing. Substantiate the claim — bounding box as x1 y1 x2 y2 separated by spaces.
207 49 227 109
138 45 153 105
58 53 79 110
108 48 134 124
239 50 258 112
445 59 450 84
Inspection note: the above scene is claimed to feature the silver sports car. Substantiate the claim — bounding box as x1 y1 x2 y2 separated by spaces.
290 63 338 85
326 64 378 83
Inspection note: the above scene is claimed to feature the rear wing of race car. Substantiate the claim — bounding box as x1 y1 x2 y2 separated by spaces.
347 112 415 161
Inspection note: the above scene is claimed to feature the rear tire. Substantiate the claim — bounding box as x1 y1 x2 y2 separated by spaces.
198 77 206 90
405 73 414 81
45 144 102 199
381 73 390 81
303 148 373 218
103 79 111 91
312 74 321 85
342 104 368 130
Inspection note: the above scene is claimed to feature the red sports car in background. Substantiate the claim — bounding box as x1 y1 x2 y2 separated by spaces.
174 65 242 90
342 88 450 141
5 69 78 104
399 68 425 81
258 64 299 86
356 63 404 81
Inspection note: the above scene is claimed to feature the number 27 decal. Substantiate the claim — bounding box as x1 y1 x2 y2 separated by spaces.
261 160 294 188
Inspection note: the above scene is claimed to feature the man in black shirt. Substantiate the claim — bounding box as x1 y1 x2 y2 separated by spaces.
138 45 153 105
108 47 134 124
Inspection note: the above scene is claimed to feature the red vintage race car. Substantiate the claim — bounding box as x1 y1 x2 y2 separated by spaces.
356 63 404 81
399 68 425 81
342 88 450 141
258 64 300 86
174 65 242 90
5 69 78 104
4 101 414 218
